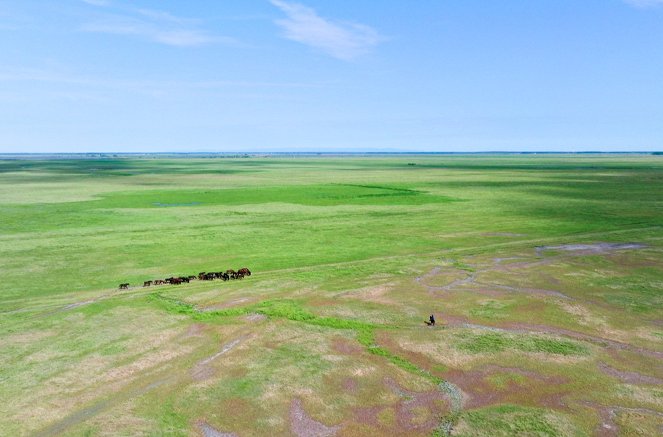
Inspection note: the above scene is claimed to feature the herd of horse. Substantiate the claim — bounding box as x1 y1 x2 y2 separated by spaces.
118 268 251 290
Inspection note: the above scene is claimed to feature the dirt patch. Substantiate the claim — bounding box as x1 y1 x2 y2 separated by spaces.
290 398 340 437
351 379 450 435
191 336 248 381
482 233 527 237
384 378 450 431
443 365 568 410
341 378 358 393
63 300 96 310
415 266 441 284
196 420 237 437
154 202 201 207
478 282 573 300
416 266 477 294
535 242 646 256
598 363 663 385
584 402 619 437
581 402 663 437
185 323 207 338
331 337 364 356
244 313 267 322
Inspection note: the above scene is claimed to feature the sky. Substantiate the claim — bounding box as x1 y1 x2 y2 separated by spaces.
1 0 662 153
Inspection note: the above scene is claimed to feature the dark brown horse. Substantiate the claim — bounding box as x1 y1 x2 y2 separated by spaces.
237 267 251 277
119 283 129 289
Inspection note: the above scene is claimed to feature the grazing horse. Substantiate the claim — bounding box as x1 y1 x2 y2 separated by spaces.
143 280 153 287
154 279 164 285
237 267 251 277
188 275 196 281
119 283 129 289
221 272 230 281
226 269 236 276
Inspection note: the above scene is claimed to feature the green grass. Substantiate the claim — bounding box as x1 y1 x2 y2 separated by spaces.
457 332 588 356
1 155 662 436
456 404 577 437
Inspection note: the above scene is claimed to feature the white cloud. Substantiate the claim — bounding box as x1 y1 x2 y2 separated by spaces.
270 0 382 60
80 3 234 47
623 0 663 7
81 14 219 47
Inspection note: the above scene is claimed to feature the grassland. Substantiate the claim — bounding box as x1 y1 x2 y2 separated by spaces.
1 155 662 436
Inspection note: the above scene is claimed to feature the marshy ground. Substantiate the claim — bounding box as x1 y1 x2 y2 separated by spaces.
1 155 661 436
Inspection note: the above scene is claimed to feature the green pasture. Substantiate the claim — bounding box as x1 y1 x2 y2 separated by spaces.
1 155 662 436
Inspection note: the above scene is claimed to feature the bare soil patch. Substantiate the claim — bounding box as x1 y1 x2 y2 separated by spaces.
479 283 573 300
191 336 248 381
244 313 266 322
384 378 449 431
443 365 568 410
185 323 207 338
535 242 646 256
341 377 358 393
331 337 364 356
290 398 340 437
196 420 238 437
351 378 449 435
598 363 663 385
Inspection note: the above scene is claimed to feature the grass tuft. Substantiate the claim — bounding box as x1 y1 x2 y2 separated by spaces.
457 332 587 356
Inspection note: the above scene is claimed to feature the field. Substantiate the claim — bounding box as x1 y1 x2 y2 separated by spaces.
1 155 662 436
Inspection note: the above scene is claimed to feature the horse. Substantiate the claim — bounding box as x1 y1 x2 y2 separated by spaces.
237 267 251 276
143 280 152 287
119 283 129 290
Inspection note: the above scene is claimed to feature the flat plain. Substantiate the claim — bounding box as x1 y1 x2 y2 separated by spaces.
1 155 662 436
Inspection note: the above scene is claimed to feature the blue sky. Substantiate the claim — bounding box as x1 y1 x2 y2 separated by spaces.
1 0 662 152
